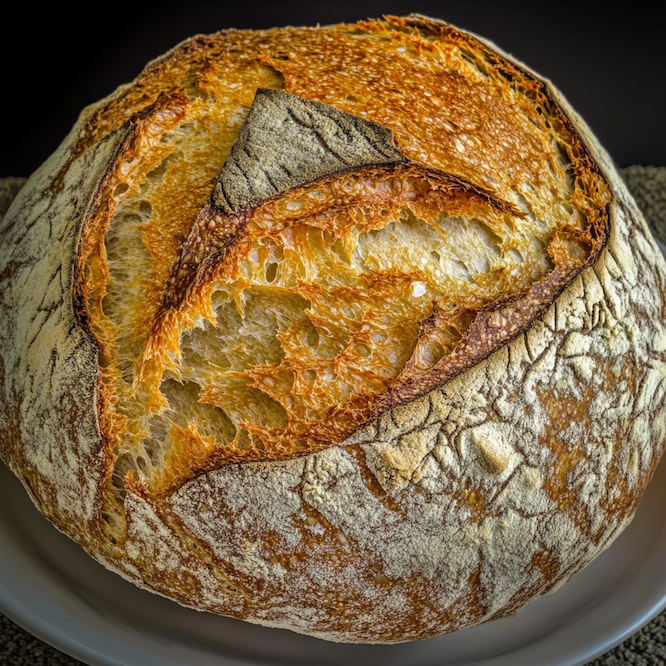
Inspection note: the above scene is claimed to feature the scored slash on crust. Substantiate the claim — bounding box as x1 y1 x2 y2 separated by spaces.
142 87 610 478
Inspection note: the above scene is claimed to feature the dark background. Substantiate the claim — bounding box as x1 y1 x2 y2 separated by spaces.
2 1 665 178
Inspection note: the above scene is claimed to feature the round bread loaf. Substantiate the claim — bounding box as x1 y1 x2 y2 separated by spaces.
1 15 665 644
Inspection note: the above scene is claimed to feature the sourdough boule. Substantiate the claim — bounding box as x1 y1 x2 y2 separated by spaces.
1 15 665 644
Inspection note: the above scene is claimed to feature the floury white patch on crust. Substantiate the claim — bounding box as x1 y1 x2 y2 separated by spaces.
0 126 131 544
0 15 665 644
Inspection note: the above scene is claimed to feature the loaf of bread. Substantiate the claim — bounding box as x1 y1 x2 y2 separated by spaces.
1 15 665 643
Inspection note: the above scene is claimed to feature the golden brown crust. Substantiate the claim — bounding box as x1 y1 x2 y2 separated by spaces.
75 18 613 475
0 15 664 645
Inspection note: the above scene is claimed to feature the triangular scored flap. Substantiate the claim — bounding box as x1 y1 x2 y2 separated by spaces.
214 89 406 214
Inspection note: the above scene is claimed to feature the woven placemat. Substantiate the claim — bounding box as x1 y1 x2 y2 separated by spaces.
1 168 666 665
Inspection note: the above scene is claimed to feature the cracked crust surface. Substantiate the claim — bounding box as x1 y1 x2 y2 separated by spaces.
1 15 665 644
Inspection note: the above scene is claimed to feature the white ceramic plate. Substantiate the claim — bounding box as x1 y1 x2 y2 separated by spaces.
3 240 666 666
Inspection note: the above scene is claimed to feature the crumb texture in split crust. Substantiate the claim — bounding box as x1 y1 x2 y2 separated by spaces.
1 14 666 643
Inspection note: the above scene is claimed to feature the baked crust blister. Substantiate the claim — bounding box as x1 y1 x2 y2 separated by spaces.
1 15 665 643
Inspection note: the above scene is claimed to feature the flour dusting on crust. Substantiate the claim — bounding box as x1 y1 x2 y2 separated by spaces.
156 168 666 641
